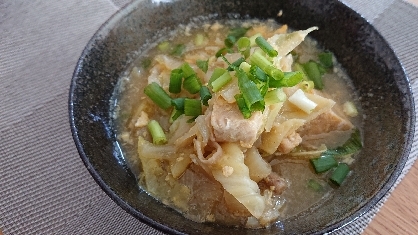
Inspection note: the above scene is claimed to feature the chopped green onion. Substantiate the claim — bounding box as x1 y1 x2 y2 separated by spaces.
343 101 359 117
170 44 186 56
236 69 265 112
170 109 183 122
310 155 338 173
196 59 209 73
234 94 252 119
250 66 267 82
144 82 172 109
184 98 202 117
209 68 232 92
307 179 324 192
264 88 286 105
318 51 333 68
183 74 202 94
330 163 350 185
249 50 284 80
224 35 236 48
147 120 167 145
237 37 251 58
168 68 183 93
215 47 233 57
303 61 323 90
140 58 152 69
293 63 308 80
300 80 315 92
249 33 262 46
321 129 362 157
171 97 185 111
181 62 196 78
227 57 246 71
239 62 251 73
255 36 278 57
194 33 206 46
200 86 212 106
158 41 170 52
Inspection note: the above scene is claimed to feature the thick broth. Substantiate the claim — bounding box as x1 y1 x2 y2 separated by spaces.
112 19 363 228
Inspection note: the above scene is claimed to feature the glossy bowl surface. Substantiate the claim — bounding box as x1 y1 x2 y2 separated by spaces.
69 0 415 234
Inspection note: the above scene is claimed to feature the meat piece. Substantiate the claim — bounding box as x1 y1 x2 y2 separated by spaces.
278 131 302 154
259 172 288 195
298 110 354 137
210 96 264 148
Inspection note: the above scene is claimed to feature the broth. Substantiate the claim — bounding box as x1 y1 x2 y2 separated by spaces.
112 19 363 228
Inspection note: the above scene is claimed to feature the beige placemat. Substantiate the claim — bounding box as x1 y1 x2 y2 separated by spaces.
1 0 417 234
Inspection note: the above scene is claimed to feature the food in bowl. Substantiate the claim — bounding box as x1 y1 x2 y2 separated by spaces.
112 19 363 228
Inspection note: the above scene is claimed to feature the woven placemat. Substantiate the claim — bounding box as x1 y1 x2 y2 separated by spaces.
1 0 417 234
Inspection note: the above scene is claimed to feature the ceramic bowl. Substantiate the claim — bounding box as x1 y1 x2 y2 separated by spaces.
69 0 415 234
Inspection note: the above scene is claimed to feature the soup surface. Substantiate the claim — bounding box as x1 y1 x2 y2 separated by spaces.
112 19 363 228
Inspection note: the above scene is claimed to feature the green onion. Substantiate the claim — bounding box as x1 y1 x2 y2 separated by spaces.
184 98 202 117
224 35 236 48
170 44 186 56
170 109 183 122
237 37 251 58
330 163 350 185
318 51 333 68
215 47 233 57
249 33 262 46
268 71 303 88
300 80 315 92
194 33 206 46
303 61 323 90
239 61 251 73
168 68 183 93
310 155 338 173
183 75 202 94
158 41 170 52
181 62 196 78
234 94 252 119
236 69 265 112
227 57 246 71
255 36 278 57
196 59 209 73
264 88 286 105
249 50 284 80
321 129 362 157
144 82 172 110
171 97 185 111
307 179 324 192
147 120 167 145
250 65 267 82
140 58 152 69
209 68 232 92
200 86 212 106
293 63 308 80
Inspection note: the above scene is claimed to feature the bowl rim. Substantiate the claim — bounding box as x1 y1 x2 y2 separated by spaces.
68 0 416 234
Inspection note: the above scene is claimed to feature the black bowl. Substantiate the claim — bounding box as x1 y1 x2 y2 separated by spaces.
69 0 415 234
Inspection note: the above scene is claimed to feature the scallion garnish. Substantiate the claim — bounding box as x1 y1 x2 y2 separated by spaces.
158 41 170 52
170 44 186 56
209 68 232 92
215 47 232 57
169 68 183 93
171 97 185 111
237 37 251 58
234 94 252 119
269 71 304 88
184 98 202 117
318 51 333 68
255 36 278 57
249 50 284 80
310 155 338 173
181 62 196 78
196 59 209 73
307 179 324 192
264 88 286 105
330 163 350 185
227 57 246 71
236 69 265 112
302 61 323 90
144 82 172 110
147 120 167 145
183 74 202 94
200 86 212 106
321 129 362 158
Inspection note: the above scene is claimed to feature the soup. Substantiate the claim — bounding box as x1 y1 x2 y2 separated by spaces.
112 19 363 228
